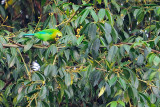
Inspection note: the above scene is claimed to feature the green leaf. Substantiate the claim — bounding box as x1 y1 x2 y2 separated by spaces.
64 49 70 61
72 4 79 11
118 101 125 107
17 92 25 105
34 72 46 81
139 93 151 105
119 77 126 90
24 40 34 52
150 93 156 103
92 38 100 59
88 23 97 40
39 86 47 100
111 0 120 12
100 37 107 46
51 65 58 77
123 31 129 39
117 16 123 26
98 9 105 21
149 72 157 80
41 0 46 7
107 46 118 62
66 25 74 36
65 73 71 86
0 5 6 18
106 9 114 26
90 9 98 22
5 84 13 96
123 44 130 54
37 100 43 107
137 12 144 23
111 27 119 43
8 56 16 68
153 56 160 66
50 44 57 55
1 93 9 107
110 101 117 107
105 23 112 34
108 76 117 86
42 101 49 107
105 83 111 96
44 65 51 77
156 7 160 15
97 0 102 4
0 80 5 90
154 36 160 46
77 35 84 45
133 9 140 19
80 9 90 24
104 0 108 7
137 54 144 65
148 54 156 65
105 33 112 44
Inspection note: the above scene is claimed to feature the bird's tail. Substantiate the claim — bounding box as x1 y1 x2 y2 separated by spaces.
23 34 35 36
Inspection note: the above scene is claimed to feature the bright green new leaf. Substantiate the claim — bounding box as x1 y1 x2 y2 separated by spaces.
106 9 114 26
77 35 84 45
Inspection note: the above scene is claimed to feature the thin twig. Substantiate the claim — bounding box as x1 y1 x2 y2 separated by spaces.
56 10 78 27
17 48 31 81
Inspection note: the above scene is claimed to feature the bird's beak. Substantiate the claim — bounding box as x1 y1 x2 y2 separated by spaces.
55 33 62 41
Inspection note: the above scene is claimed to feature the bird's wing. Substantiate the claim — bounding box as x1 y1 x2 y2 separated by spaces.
34 32 53 41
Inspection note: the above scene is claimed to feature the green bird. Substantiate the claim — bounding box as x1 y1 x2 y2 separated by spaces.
23 29 62 41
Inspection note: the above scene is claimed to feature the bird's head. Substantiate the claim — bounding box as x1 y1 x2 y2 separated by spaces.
55 31 62 41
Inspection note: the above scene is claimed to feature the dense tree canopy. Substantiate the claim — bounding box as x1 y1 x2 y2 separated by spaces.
0 0 160 106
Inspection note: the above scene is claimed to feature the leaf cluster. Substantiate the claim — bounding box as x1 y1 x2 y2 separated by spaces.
0 0 160 107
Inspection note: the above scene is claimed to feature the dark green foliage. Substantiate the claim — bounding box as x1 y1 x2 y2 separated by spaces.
0 0 160 107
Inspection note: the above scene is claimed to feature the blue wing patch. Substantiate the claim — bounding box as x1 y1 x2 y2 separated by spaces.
38 32 52 34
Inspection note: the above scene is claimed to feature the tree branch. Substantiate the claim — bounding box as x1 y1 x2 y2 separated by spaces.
1 42 160 54
114 42 160 54
2 43 48 49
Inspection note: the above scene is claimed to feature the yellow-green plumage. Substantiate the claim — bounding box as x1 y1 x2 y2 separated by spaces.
23 29 62 41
